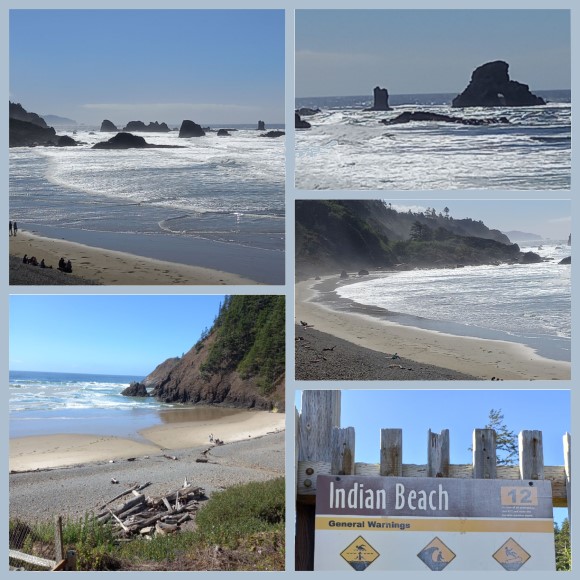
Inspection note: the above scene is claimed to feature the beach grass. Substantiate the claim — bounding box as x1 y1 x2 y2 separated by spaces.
9 477 285 571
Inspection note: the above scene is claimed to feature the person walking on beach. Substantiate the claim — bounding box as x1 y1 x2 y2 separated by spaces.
13 222 18 236
9 221 13 236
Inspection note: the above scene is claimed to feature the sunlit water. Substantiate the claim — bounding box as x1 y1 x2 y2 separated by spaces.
295 92 570 190
10 126 285 252
332 242 571 361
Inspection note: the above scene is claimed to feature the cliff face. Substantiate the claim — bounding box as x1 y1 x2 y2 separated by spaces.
295 200 525 278
147 296 285 412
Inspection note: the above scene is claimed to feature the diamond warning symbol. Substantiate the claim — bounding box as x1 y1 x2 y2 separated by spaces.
340 536 380 571
493 538 531 571
417 537 456 571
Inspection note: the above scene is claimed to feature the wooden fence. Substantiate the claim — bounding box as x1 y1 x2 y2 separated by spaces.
9 516 77 571
295 391 571 571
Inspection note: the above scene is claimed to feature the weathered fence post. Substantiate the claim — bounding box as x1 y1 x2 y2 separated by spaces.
54 516 64 564
563 433 571 524
331 427 355 475
296 391 341 571
380 429 402 476
519 430 544 480
428 429 450 477
472 428 497 479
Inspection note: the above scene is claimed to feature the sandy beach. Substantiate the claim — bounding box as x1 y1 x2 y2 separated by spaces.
296 277 570 380
9 230 257 285
9 410 285 522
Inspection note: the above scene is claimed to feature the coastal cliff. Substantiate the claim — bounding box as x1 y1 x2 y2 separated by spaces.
141 296 285 411
296 200 531 278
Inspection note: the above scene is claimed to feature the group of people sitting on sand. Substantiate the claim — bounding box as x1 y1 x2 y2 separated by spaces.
58 257 73 273
22 255 50 268
208 433 225 445
21 255 73 273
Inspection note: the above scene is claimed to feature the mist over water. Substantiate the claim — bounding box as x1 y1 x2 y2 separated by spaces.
295 91 570 190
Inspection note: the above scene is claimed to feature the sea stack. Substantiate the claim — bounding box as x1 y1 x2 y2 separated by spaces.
452 61 546 107
258 120 266 131
365 86 391 111
178 120 206 137
100 119 118 132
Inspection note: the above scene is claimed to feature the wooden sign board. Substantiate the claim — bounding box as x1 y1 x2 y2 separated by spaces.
314 475 555 571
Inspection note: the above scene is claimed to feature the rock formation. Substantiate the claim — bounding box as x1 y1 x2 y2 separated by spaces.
121 382 149 397
57 135 78 147
217 129 230 136
100 119 118 132
123 121 171 132
258 120 266 130
92 132 183 149
520 251 542 264
364 86 391 111
178 120 206 137
9 118 58 147
260 130 285 138
559 256 571 265
296 107 321 116
295 113 311 129
381 111 509 126
9 102 48 127
452 61 546 108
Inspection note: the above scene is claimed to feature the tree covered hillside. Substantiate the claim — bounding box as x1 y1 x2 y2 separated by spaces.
149 296 285 411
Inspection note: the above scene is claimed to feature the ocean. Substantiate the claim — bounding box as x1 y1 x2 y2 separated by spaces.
9 370 241 440
295 91 570 190
9 125 285 283
320 241 571 362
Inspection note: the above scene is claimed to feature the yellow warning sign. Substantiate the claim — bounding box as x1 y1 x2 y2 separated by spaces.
417 537 456 570
493 538 531 571
340 536 380 571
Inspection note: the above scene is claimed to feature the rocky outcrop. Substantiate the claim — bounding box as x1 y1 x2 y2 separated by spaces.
381 111 509 126
9 118 57 147
92 132 184 149
9 102 48 127
559 256 571 265
295 113 311 129
258 120 266 130
121 382 149 397
364 86 391 111
452 61 546 108
296 107 321 116
179 120 206 137
100 119 118 132
57 135 78 146
141 357 181 389
260 130 285 138
217 129 231 136
520 251 542 264
123 121 171 132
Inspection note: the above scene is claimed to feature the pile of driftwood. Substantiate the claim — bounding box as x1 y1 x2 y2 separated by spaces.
96 481 206 539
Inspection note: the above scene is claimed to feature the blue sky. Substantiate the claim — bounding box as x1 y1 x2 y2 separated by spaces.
296 10 571 97
10 10 284 125
388 199 570 241
9 295 227 375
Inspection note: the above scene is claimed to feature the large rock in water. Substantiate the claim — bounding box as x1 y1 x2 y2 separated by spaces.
9 118 57 147
295 113 311 129
123 120 171 132
121 382 149 397
258 120 266 130
100 119 118 132
179 120 206 137
452 61 546 107
92 132 149 149
381 111 509 126
364 86 391 111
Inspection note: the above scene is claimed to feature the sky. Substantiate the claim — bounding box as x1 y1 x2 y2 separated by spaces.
9 294 227 375
9 10 285 125
296 389 570 522
387 199 571 241
296 10 571 97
